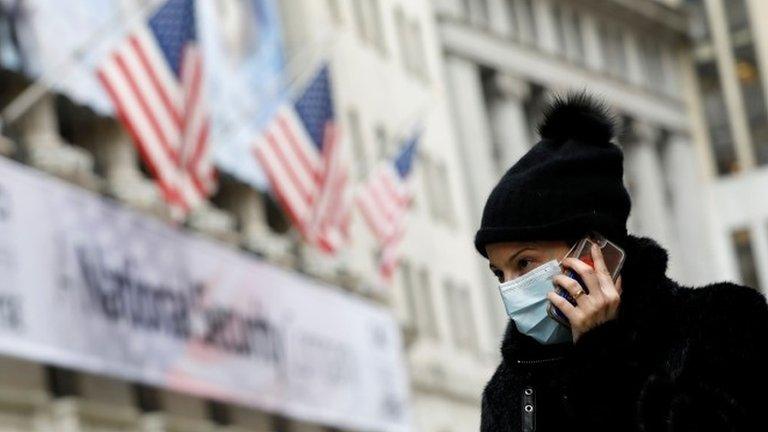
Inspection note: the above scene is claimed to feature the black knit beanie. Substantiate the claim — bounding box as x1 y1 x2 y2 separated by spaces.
474 93 631 257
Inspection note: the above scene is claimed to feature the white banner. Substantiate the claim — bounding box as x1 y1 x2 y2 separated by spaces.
0 157 410 432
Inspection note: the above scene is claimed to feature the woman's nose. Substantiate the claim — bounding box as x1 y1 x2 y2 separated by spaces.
503 271 516 283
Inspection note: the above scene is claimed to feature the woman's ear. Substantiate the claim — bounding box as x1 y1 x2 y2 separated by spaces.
615 276 623 295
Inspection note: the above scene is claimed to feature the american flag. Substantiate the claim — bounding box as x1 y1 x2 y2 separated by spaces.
254 65 351 253
356 133 420 279
97 0 215 217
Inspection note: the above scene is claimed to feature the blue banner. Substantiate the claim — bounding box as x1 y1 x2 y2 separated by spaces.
198 0 286 190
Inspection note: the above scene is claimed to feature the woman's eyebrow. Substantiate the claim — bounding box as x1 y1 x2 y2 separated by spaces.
506 247 532 265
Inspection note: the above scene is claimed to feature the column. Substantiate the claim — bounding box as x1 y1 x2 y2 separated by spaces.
0 135 15 156
488 73 530 171
662 132 718 284
444 55 508 349
624 33 645 87
77 374 140 430
443 55 497 220
16 93 98 189
623 122 676 266
581 14 604 71
0 357 47 430
227 406 272 431
96 123 166 217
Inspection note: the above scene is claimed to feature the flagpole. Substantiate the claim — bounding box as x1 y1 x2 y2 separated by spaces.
0 0 161 133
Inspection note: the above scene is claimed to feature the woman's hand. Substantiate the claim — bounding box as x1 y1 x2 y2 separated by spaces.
546 244 623 342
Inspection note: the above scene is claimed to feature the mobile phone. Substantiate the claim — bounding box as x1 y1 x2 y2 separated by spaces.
547 233 625 327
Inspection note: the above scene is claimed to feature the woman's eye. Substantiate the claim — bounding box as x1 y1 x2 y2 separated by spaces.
492 270 504 283
518 258 533 271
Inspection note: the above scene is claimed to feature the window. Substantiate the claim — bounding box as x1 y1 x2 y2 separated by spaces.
347 109 368 179
436 162 456 226
394 7 410 69
510 0 537 45
326 0 343 25
552 5 584 64
375 125 388 160
368 0 387 54
420 154 440 221
686 0 712 43
732 229 760 290
419 154 455 225
409 20 429 81
523 84 549 143
640 40 666 92
566 9 585 63
394 7 429 80
463 0 490 28
398 263 439 340
352 0 386 53
735 45 768 165
444 280 479 352
726 0 749 31
660 48 680 97
555 6 584 63
416 268 439 339
0 4 24 70
552 6 566 56
696 61 738 174
599 23 628 79
398 260 419 329
351 0 366 41
726 0 768 166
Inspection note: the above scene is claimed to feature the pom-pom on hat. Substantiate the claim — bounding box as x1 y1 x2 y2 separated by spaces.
474 92 631 257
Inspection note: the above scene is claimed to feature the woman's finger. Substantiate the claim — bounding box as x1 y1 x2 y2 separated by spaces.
605 276 622 316
561 257 602 299
553 274 590 307
547 291 582 323
591 244 618 297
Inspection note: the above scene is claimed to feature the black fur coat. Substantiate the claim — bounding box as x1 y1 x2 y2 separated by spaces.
480 236 768 432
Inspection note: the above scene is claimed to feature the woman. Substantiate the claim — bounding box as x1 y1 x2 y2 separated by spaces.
477 93 768 431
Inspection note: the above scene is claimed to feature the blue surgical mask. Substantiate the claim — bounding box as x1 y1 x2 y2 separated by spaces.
498 260 572 345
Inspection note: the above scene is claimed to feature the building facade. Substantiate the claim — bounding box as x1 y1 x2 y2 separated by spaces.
0 0 760 431
433 0 722 344
686 0 768 293
0 0 497 431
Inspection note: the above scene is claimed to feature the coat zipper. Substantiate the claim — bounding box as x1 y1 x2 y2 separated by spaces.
516 356 564 431
515 356 564 365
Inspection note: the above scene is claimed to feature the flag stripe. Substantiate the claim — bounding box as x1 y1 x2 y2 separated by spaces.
181 51 207 168
112 51 180 167
382 168 410 206
98 65 185 210
368 174 400 224
278 108 322 176
355 132 420 279
129 32 182 127
254 143 311 232
98 1 215 218
265 127 318 204
253 66 349 253
355 192 391 240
